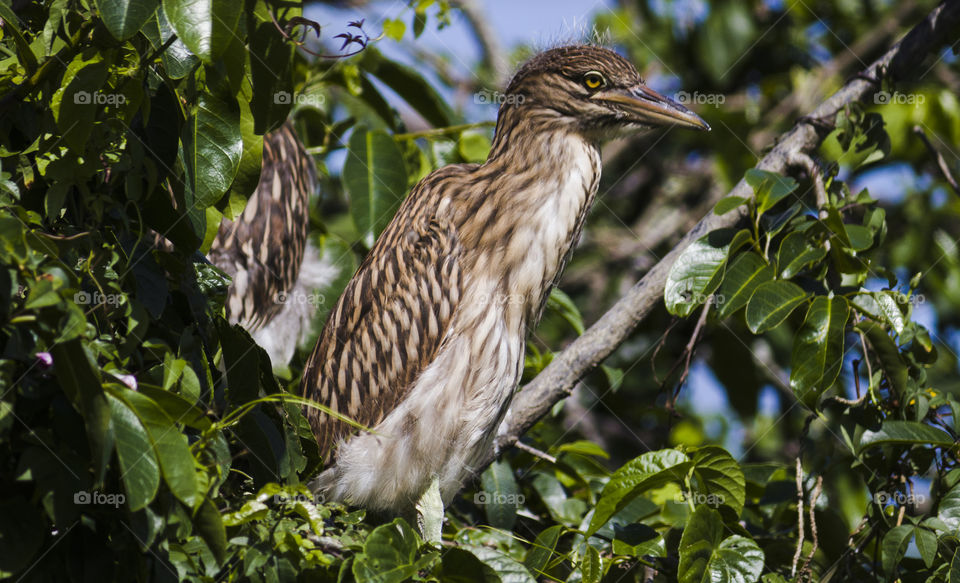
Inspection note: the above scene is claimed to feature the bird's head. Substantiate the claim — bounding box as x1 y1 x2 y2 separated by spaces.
502 45 710 139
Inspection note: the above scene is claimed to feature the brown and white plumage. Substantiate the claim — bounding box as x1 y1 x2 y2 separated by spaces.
301 45 709 513
210 122 337 367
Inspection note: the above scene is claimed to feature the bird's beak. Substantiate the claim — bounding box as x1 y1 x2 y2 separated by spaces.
594 85 711 131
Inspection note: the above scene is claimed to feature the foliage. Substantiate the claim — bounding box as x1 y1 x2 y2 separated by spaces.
1 0 959 582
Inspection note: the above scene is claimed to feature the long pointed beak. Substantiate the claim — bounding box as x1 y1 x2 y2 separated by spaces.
594 84 711 131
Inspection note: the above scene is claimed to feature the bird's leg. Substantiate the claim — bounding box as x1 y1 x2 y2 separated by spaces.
415 475 444 543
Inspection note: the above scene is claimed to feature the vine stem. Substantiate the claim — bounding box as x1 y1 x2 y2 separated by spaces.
394 121 496 141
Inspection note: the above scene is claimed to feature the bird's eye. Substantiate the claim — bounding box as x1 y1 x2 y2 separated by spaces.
583 72 606 90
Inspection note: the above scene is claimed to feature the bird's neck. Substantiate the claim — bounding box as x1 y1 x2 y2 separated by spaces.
461 107 602 326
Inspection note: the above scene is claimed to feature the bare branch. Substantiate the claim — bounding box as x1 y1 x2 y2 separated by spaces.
487 1 960 466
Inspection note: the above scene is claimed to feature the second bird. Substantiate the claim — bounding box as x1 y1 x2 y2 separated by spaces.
300 45 710 515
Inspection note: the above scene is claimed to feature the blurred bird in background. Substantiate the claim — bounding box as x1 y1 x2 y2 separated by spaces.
298 45 709 531
209 123 338 369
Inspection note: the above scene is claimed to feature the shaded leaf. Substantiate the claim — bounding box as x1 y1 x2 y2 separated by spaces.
96 0 159 40
745 280 808 333
107 394 160 511
343 129 408 247
161 0 241 62
665 230 734 317
789 296 849 408
716 251 772 318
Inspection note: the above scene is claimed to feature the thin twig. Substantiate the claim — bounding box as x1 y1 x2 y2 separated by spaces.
800 475 824 581
394 121 496 141
912 125 960 195
792 457 805 577
513 441 557 465
668 300 711 409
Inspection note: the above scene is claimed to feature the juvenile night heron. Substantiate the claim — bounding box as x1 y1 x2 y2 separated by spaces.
301 45 709 517
210 123 337 367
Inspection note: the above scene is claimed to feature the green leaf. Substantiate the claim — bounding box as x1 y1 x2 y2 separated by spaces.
457 131 491 163
144 9 199 79
859 420 956 451
939 483 960 532
343 129 408 247
580 544 603 583
745 169 797 215
136 385 210 430
881 524 913 579
113 388 200 508
587 449 690 535
248 21 294 134
479 459 520 530
195 497 227 563
107 394 160 511
915 526 937 568
873 291 906 335
181 92 243 211
161 0 241 63
689 447 746 517
677 506 764 583
777 231 827 278
716 252 772 318
547 288 585 335
857 321 907 395
789 296 849 409
51 54 110 153
665 230 733 317
382 18 406 41
438 548 500 582
844 224 873 251
52 339 113 484
352 518 421 583
524 525 563 576
745 280 808 333
461 544 536 583
713 196 749 215
222 86 263 209
96 0 159 40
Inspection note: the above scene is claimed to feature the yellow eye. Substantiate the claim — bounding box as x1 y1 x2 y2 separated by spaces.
583 72 605 90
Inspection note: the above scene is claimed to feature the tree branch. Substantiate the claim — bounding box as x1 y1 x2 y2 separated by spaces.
488 0 960 466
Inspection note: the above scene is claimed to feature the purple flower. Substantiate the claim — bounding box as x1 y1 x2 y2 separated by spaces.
36 352 53 367
114 374 137 391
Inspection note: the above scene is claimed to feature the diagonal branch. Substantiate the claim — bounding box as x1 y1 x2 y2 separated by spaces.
487 0 960 467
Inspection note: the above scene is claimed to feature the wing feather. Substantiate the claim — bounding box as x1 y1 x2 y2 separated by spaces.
301 202 463 459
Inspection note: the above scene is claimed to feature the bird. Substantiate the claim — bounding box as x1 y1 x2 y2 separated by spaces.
209 122 338 368
300 45 709 519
